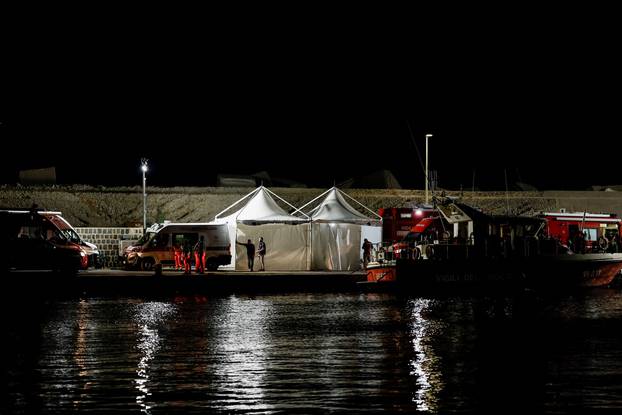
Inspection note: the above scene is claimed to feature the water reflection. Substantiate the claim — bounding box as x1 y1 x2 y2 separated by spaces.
133 302 176 414
407 298 444 412
72 299 94 410
212 295 273 413
6 291 622 413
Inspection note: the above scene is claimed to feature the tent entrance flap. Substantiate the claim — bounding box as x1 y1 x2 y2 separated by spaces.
311 223 361 271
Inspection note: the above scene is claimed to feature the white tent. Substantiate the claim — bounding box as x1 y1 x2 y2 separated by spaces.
212 186 310 271
294 187 382 271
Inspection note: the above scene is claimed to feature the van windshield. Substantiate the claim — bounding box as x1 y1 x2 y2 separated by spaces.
136 232 154 246
58 228 81 243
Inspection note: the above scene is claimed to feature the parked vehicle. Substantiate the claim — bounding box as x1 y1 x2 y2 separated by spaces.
0 208 97 272
123 222 231 271
39 211 101 267
378 206 437 242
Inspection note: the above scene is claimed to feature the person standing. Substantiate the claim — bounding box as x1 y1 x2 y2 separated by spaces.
173 242 183 271
387 242 394 261
362 238 372 269
194 236 205 274
236 239 255 271
257 236 266 271
182 240 192 274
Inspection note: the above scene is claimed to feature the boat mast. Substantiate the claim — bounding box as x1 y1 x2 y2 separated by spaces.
504 168 510 215
425 134 433 205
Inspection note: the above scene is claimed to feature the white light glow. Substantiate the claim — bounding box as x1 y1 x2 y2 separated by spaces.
212 296 272 412
133 302 176 414
408 298 443 412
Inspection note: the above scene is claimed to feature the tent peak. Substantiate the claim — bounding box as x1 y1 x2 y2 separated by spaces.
215 186 309 223
293 187 381 224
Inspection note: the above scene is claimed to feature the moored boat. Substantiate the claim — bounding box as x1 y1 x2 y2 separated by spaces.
363 199 622 291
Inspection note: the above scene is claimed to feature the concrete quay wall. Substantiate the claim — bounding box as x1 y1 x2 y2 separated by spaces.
2 185 622 227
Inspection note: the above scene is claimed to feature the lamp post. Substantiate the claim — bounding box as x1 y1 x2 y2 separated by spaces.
425 134 433 204
141 158 148 232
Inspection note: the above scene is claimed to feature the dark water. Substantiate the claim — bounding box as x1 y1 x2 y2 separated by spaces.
4 289 622 413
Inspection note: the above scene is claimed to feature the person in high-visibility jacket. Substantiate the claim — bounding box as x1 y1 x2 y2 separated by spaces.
182 241 192 274
194 236 205 274
173 242 183 271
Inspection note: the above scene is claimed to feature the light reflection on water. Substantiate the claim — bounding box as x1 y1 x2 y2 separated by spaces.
212 296 272 413
408 298 444 412
133 302 176 414
72 299 94 410
4 290 622 413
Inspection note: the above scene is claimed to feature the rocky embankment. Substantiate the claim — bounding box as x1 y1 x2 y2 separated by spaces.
1 185 622 227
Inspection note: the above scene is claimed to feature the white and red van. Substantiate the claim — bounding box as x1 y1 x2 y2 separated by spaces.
0 208 99 272
123 222 231 271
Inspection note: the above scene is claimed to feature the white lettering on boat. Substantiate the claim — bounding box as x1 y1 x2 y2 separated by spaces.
582 269 601 280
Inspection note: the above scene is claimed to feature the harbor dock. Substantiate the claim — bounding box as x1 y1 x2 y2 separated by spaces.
3 269 367 296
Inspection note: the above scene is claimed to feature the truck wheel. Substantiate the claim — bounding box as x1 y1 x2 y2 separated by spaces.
141 257 155 271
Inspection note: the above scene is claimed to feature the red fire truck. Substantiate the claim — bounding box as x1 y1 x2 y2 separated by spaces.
538 210 622 252
378 207 438 243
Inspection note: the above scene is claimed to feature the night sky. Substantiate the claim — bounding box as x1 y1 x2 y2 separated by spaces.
2 20 621 190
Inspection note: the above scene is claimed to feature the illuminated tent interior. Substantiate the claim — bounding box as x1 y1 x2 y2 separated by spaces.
294 187 382 271
212 186 310 270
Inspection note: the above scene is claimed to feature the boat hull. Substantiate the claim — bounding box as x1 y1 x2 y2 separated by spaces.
365 253 622 290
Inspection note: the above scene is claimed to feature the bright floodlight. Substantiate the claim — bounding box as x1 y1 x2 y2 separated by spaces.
141 162 148 172
426 134 433 138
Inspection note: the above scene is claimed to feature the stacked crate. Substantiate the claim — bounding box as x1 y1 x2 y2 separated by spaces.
75 227 143 268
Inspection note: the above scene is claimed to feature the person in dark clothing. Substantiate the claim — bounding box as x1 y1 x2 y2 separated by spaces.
194 236 205 273
362 238 372 268
257 236 266 271
611 234 620 253
236 239 255 271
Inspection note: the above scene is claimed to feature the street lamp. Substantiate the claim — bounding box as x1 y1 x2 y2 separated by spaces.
425 134 433 205
141 158 148 232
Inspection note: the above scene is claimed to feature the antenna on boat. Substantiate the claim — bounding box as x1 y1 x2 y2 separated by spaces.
472 169 476 194
425 134 433 205
406 121 426 175
405 121 427 203
504 168 511 215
